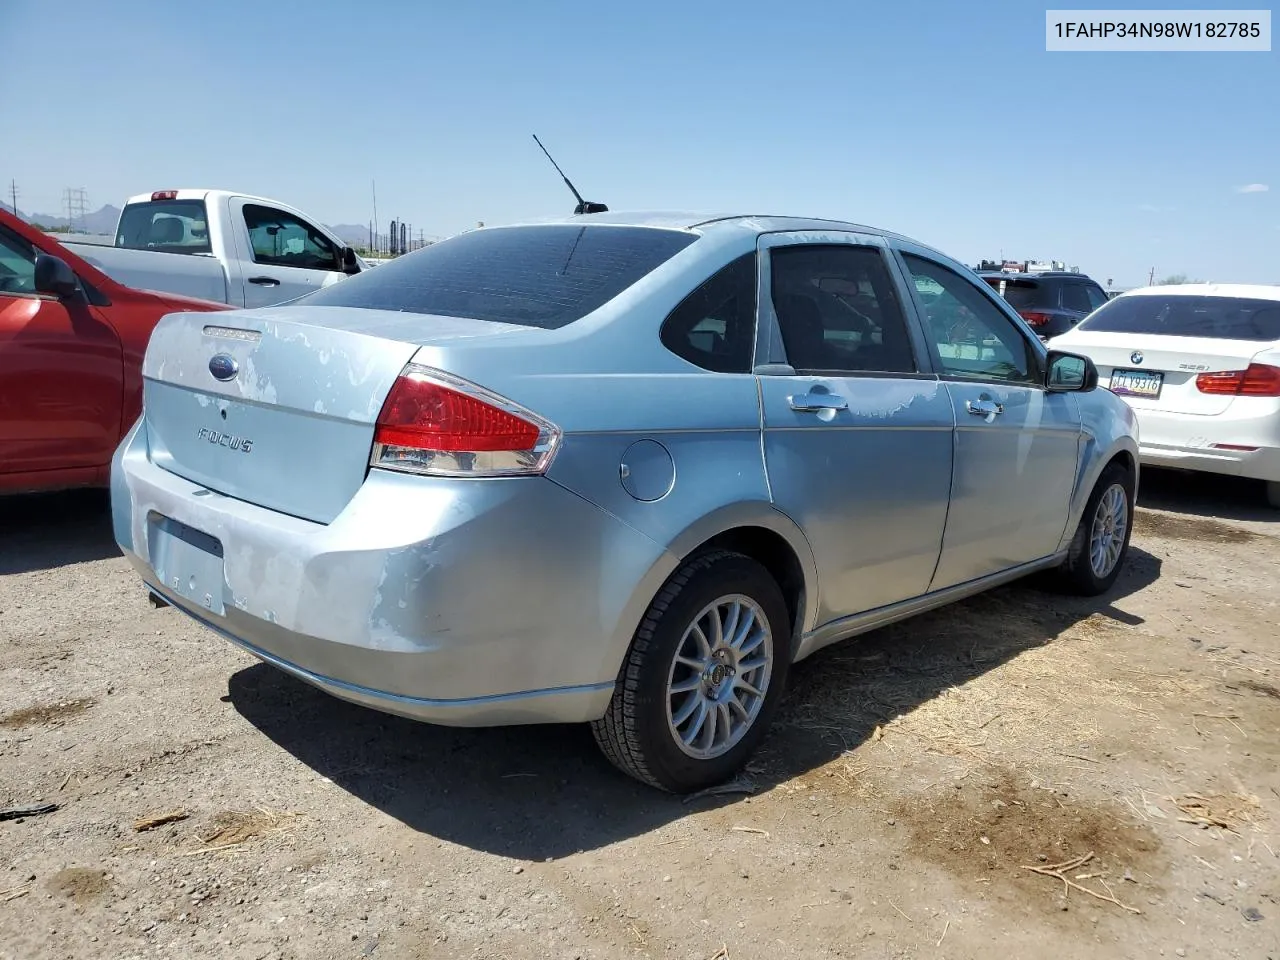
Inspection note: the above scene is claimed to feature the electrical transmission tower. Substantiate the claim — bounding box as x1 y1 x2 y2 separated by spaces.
63 187 90 231
8 180 18 216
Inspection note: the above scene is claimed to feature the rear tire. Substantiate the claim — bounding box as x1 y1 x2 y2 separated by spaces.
591 550 792 793
1057 461 1135 596
1266 481 1280 510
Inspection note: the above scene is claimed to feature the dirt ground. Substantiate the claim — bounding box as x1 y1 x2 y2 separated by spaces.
2 468 1278 960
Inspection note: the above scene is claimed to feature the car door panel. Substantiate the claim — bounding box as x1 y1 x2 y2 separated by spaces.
0 294 123 476
759 374 954 622
931 380 1080 587
755 232 953 626
893 246 1082 587
229 197 343 308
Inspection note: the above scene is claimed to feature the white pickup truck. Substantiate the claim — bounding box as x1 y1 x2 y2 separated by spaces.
62 189 372 308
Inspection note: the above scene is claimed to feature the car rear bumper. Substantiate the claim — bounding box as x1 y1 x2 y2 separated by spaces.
1130 402 1280 482
110 420 676 726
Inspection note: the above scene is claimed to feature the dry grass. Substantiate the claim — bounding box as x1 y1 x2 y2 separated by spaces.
184 808 299 854
779 589 1204 773
133 810 189 832
1172 792 1264 832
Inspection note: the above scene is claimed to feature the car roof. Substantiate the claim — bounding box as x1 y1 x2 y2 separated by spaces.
976 271 1093 281
1116 282 1280 302
495 209 951 253
122 189 316 210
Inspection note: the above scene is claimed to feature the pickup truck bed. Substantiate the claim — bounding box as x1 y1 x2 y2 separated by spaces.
62 241 230 304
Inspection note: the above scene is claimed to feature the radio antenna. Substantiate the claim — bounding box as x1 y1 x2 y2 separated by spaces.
532 134 608 215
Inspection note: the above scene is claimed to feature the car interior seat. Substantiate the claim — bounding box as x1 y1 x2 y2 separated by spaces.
774 292 828 370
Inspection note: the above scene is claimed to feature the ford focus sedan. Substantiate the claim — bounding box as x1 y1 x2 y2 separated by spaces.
111 213 1139 793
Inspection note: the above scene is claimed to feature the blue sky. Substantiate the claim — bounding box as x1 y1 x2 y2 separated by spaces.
1 0 1275 286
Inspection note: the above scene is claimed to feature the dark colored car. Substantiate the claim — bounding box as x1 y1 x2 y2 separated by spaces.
977 271 1110 338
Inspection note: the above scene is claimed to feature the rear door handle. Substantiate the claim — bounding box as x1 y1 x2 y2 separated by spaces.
788 392 849 413
965 398 1004 417
248 276 280 286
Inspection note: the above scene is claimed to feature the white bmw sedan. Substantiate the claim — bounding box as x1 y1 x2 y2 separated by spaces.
1050 284 1280 507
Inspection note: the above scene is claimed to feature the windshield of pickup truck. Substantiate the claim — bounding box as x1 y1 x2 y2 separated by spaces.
115 200 212 254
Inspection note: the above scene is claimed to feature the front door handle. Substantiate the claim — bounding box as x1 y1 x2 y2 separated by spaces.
788 392 849 413
248 276 280 287
966 398 1004 417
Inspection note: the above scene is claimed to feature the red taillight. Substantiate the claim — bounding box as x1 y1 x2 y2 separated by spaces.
371 364 560 477
1194 363 1280 397
1019 311 1052 328
151 190 178 201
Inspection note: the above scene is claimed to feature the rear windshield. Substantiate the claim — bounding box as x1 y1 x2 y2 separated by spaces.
1079 294 1280 342
300 224 699 329
115 200 212 254
982 276 1048 311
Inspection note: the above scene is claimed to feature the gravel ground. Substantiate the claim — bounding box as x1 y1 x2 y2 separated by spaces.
1 468 1278 960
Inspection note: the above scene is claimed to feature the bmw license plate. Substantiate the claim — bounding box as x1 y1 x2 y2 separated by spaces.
1109 368 1164 399
148 515 226 615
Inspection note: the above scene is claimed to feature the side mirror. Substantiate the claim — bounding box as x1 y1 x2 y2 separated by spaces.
34 255 83 301
1045 350 1098 393
341 246 361 275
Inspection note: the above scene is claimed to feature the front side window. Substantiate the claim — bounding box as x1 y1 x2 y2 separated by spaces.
660 253 756 373
769 244 916 374
902 253 1036 384
243 204 341 271
0 225 37 295
302 224 699 329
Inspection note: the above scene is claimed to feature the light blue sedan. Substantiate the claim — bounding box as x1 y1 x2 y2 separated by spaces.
111 212 1139 792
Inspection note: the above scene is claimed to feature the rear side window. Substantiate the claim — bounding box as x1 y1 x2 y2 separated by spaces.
115 200 212 254
302 225 699 329
1061 283 1092 313
1081 295 1280 342
660 253 757 373
771 244 917 374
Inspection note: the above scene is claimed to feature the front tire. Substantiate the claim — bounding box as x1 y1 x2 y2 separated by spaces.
1057 461 1135 596
591 550 792 793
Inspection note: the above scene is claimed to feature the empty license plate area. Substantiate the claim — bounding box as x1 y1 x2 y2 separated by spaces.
147 514 226 615
1109 368 1164 399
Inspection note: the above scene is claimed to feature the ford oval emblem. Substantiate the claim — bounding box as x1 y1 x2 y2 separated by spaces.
1130 351 1144 365
208 353 238 381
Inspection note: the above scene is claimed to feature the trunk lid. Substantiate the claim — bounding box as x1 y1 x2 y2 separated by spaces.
141 306 539 523
1049 331 1265 416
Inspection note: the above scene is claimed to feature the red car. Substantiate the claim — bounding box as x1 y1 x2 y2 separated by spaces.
0 208 228 495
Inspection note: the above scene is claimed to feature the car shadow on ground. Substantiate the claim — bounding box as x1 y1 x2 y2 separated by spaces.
0 489 118 575
228 546 1161 860
1137 467 1277 525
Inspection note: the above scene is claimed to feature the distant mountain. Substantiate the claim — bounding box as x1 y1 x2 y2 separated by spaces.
15 204 121 235
327 223 373 248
